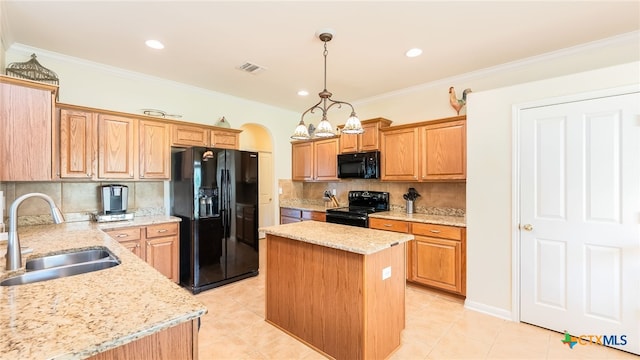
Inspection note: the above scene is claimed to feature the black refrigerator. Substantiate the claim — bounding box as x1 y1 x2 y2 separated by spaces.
170 147 259 294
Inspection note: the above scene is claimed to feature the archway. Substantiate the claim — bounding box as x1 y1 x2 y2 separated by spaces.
238 124 275 243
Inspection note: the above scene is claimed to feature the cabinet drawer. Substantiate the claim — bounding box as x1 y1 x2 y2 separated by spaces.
104 227 142 242
369 218 410 233
302 210 326 222
281 208 302 218
411 223 462 240
146 223 179 239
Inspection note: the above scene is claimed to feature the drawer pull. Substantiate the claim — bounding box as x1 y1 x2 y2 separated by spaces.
115 234 129 238
156 229 168 233
384 224 393 227
429 230 441 234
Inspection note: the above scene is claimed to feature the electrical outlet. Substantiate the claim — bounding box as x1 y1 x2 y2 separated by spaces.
382 266 391 280
332 189 336 196
278 187 283 195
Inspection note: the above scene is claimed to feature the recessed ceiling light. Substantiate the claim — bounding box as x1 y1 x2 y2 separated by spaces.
145 40 165 50
297 90 309 96
405 48 422 58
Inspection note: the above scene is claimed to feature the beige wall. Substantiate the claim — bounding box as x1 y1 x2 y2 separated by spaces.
466 61 639 319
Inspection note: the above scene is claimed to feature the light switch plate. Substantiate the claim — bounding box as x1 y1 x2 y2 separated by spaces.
278 187 283 195
382 266 391 280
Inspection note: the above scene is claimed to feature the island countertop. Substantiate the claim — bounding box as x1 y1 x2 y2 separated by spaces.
260 221 414 255
0 217 207 360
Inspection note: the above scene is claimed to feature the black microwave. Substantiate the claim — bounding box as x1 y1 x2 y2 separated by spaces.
337 151 380 179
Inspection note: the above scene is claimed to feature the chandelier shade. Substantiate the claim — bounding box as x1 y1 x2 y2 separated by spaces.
291 30 363 140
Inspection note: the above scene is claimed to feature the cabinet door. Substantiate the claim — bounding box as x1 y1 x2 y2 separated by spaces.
291 142 314 181
420 120 466 180
358 122 381 152
0 80 54 181
411 236 463 294
59 109 94 179
139 120 170 179
339 132 359 154
314 138 339 181
211 129 239 149
171 124 209 147
145 223 179 282
98 114 135 179
145 235 179 282
119 239 143 258
104 227 143 259
380 127 419 181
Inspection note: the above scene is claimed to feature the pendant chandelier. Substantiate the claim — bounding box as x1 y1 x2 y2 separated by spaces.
291 29 363 140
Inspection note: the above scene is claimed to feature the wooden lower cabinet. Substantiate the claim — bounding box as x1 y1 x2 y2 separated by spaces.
266 234 405 360
410 223 466 296
370 218 466 296
104 222 179 282
88 318 199 360
280 207 326 224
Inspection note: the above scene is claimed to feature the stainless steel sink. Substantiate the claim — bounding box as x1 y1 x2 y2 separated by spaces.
1 247 121 286
26 248 114 271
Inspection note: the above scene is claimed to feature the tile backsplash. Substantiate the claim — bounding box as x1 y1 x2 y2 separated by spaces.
0 181 165 227
279 179 465 214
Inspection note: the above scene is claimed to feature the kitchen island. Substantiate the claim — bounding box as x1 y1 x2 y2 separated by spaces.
260 221 414 360
0 217 206 360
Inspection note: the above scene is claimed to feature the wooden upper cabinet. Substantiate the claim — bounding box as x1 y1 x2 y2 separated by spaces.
420 118 466 180
292 141 314 181
59 109 94 179
292 137 339 181
98 114 136 179
211 128 241 149
171 123 209 147
0 76 57 181
139 120 170 179
380 126 420 181
338 117 391 154
314 137 339 181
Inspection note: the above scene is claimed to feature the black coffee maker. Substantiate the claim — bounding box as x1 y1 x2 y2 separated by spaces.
101 184 128 214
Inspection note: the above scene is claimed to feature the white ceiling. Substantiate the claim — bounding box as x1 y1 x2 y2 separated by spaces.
3 1 639 112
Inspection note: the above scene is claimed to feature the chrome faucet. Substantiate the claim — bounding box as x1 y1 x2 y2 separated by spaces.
5 193 65 271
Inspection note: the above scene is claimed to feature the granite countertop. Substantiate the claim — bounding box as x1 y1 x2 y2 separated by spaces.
280 200 466 227
279 201 336 213
0 216 207 360
369 211 466 227
260 221 414 255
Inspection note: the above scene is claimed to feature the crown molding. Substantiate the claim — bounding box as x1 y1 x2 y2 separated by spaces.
354 30 640 106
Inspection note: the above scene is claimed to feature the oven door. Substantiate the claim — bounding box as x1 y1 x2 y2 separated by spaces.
325 212 368 228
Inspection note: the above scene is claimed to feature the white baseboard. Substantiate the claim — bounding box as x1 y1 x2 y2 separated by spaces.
464 300 515 321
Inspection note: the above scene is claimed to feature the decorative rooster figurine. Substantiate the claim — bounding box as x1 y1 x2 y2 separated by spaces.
449 87 472 115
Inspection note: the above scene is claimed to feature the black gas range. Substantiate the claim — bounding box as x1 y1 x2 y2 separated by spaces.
325 190 389 228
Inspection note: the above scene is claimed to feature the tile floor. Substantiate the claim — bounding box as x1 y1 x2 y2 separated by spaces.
194 241 637 360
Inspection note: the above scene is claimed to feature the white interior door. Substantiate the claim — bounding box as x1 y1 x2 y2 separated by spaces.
258 151 274 238
519 92 639 355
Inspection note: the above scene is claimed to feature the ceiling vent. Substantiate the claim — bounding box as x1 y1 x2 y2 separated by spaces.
237 62 267 75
